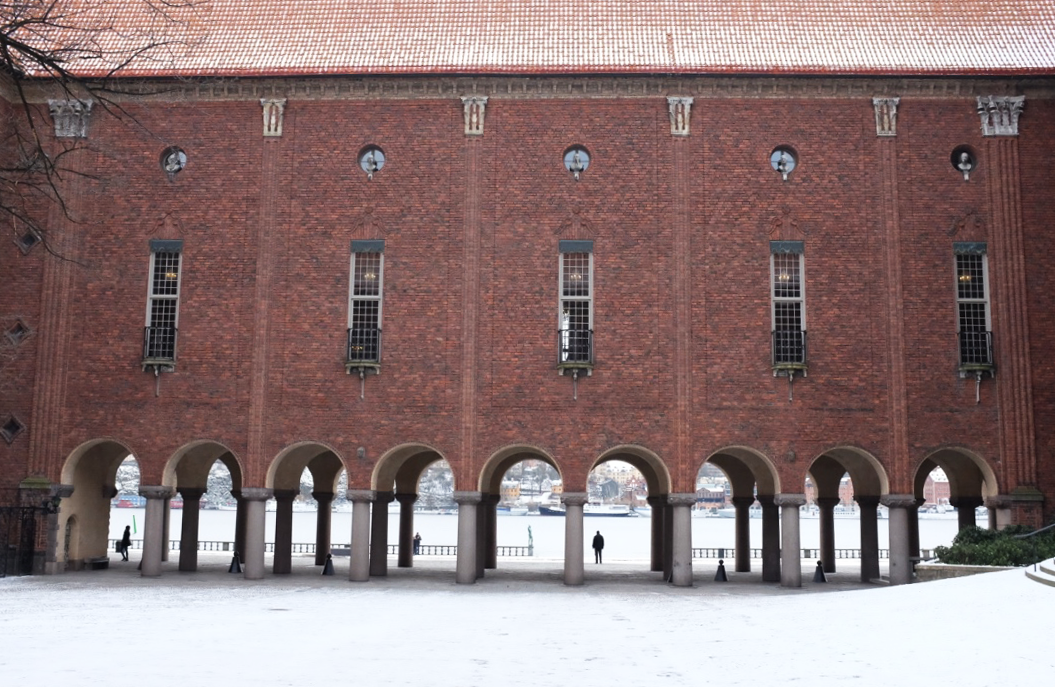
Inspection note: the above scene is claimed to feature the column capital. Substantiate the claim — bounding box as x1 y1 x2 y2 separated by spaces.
452 490 482 505
373 490 395 504
139 485 175 500
755 494 777 508
815 497 842 508
667 493 697 507
774 493 806 508
482 493 501 505
346 489 376 503
311 491 335 503
394 492 419 505
731 496 756 507
855 495 881 508
176 487 206 501
949 496 984 510
646 494 667 507
561 492 589 507
881 493 917 509
984 494 1013 509
239 487 273 502
977 95 1025 136
272 489 299 501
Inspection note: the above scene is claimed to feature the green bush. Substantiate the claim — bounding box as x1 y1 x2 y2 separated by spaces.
934 525 1055 566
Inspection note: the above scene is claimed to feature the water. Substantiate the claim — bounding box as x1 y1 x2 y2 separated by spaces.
108 509 962 560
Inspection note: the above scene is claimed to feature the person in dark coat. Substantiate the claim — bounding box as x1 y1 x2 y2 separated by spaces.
413 532 421 555
592 530 604 564
119 525 131 561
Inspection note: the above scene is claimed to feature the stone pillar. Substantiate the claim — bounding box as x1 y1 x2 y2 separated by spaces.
395 492 417 568
662 500 674 580
232 490 247 560
454 491 482 585
669 494 695 587
348 490 374 582
731 496 753 573
648 495 666 572
162 496 172 562
369 491 393 577
816 496 840 573
241 488 272 580
484 494 499 570
884 494 915 586
176 488 205 572
990 496 1014 530
271 489 297 574
562 492 588 586
951 496 983 531
312 491 334 566
757 495 781 582
475 498 488 579
908 498 923 562
857 496 881 583
775 494 805 588
139 486 173 578
43 484 74 575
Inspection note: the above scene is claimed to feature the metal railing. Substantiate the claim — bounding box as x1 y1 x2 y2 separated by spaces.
958 330 993 367
346 327 381 363
558 328 593 364
1013 521 1055 571
143 326 178 361
692 547 891 560
772 329 807 366
112 540 534 558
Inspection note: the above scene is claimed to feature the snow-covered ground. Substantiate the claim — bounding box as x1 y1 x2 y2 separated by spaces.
1 557 1051 686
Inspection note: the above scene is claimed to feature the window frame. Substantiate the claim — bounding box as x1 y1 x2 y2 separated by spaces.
954 244 993 371
769 242 807 372
142 240 183 367
558 241 594 370
347 241 385 369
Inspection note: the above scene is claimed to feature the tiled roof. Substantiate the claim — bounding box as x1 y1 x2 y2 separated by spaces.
33 0 1055 78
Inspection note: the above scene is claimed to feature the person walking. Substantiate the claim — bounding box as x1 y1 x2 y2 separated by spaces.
592 530 604 564
413 532 421 555
119 525 132 561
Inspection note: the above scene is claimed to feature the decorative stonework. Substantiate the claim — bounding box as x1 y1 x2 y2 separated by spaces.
461 96 487 135
452 490 483 505
561 492 589 507
773 493 807 508
768 205 805 240
977 95 1025 136
667 97 693 136
260 98 286 136
949 211 985 237
872 97 899 136
47 99 93 138
555 208 598 238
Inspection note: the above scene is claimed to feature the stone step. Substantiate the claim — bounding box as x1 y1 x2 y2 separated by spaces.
1024 558 1055 588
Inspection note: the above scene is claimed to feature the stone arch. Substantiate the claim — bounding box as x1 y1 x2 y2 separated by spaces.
478 444 561 495
267 441 344 494
164 439 243 492
916 447 998 504
372 443 450 494
59 438 137 568
703 446 781 498
807 446 890 501
591 445 671 496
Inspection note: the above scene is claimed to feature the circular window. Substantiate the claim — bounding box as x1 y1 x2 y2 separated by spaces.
160 146 187 175
358 146 385 179
563 146 590 180
770 146 797 180
951 145 977 181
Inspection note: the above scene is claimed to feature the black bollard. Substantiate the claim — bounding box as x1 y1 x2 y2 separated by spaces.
813 560 827 583
714 559 728 582
321 553 335 576
228 551 242 574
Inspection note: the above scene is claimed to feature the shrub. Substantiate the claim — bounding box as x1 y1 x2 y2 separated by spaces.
934 525 1055 567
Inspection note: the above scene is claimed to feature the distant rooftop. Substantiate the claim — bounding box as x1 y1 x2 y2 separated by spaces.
26 0 1055 79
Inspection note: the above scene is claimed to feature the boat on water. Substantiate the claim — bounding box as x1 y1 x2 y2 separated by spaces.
496 505 529 516
539 503 638 517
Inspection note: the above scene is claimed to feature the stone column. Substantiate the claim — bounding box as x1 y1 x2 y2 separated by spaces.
775 494 806 588
662 501 674 580
908 498 923 562
484 494 499 570
475 498 488 579
43 484 74 575
271 489 297 574
241 488 272 581
312 491 334 566
232 490 247 560
562 492 588 586
856 496 881 583
951 496 983 531
176 488 205 572
669 493 695 587
162 496 172 562
757 495 781 582
348 490 374 582
369 491 394 577
732 496 755 573
816 496 840 573
647 495 665 572
139 486 173 578
454 491 482 585
884 494 916 586
395 492 417 568
988 495 1013 530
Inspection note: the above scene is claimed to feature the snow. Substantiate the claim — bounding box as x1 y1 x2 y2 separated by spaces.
1 559 1052 686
